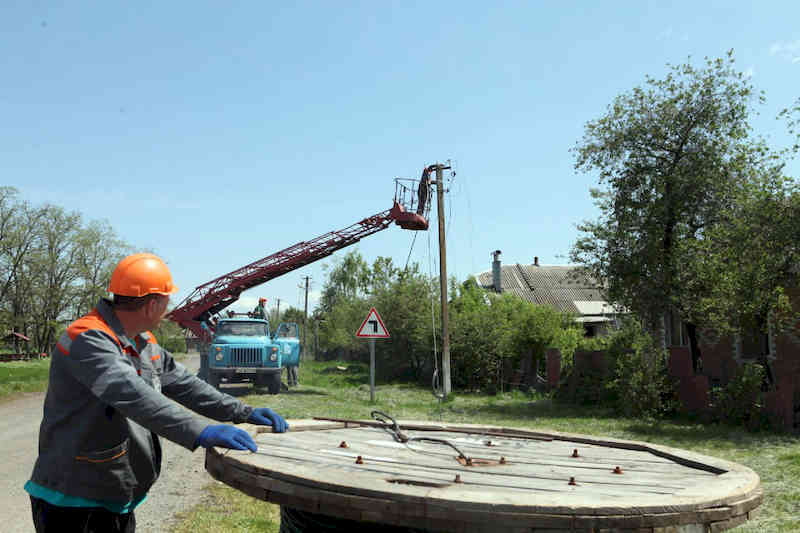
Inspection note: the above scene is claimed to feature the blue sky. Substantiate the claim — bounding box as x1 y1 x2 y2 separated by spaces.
3 1 799 316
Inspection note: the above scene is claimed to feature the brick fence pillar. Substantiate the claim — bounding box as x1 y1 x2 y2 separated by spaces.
546 348 561 391
668 346 693 379
679 374 710 414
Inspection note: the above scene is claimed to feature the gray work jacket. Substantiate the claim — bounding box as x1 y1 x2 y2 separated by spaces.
29 298 253 504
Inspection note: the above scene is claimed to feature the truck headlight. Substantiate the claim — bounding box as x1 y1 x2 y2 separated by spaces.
270 346 278 361
215 352 223 361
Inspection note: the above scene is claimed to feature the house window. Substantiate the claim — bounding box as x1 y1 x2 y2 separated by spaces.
665 310 688 347
584 324 596 338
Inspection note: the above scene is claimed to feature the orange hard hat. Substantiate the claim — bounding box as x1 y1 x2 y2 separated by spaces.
259 297 267 303
108 253 179 297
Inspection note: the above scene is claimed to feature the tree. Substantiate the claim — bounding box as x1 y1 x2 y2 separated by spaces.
684 172 800 374
0 188 43 306
27 205 84 353
319 250 369 312
571 51 771 370
73 220 131 317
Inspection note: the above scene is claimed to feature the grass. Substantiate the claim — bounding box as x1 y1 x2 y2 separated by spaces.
0 358 51 400
0 352 189 402
174 359 800 533
172 483 280 533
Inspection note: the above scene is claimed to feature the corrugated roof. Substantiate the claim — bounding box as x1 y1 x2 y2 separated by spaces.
476 264 607 315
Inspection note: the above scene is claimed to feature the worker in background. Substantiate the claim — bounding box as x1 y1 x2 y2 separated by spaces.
25 253 289 533
252 297 268 320
286 324 300 387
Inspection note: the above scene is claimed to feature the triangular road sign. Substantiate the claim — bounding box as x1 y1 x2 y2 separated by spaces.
356 307 390 338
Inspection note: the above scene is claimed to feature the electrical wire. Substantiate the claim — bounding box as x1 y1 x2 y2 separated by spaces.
427 228 443 400
403 230 418 272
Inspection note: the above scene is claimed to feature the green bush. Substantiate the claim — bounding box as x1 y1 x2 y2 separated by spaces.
607 344 677 418
602 321 678 418
709 362 766 427
161 336 186 354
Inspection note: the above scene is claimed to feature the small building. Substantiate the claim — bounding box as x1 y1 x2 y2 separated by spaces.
475 251 620 336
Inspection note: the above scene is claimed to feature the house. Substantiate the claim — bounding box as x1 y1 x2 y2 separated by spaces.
475 251 620 337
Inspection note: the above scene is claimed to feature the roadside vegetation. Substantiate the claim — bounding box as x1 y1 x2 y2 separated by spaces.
0 358 50 400
173 359 799 533
0 352 187 402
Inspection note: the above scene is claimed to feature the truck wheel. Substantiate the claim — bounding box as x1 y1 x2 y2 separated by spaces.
267 372 281 395
253 374 268 389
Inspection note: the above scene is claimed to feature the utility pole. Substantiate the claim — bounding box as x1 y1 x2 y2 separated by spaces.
433 163 452 397
302 276 311 360
275 298 281 323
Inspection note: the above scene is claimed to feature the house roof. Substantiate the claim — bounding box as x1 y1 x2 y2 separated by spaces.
475 264 610 316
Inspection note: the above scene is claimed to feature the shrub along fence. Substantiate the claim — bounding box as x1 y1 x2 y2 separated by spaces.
547 345 798 431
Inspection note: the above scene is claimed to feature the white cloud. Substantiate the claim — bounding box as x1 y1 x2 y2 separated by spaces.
770 40 800 63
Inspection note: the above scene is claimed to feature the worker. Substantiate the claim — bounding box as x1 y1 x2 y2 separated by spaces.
287 360 299 387
25 253 289 533
252 297 268 320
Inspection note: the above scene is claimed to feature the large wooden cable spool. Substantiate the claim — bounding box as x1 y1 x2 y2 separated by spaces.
206 419 762 532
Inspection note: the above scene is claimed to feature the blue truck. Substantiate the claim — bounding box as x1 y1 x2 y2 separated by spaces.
200 317 300 394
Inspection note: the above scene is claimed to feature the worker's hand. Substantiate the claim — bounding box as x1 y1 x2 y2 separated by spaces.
248 407 289 433
196 425 257 452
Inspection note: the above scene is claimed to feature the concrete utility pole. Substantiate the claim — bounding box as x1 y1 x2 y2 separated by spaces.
433 163 452 397
302 276 311 360
275 298 282 323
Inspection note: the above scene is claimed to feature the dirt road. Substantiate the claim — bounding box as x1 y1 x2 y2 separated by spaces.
0 353 213 533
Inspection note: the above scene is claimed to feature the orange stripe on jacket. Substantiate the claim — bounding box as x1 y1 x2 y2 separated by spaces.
65 309 121 347
75 449 128 463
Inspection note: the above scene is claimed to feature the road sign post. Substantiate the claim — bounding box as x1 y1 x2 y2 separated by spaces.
356 308 390 403
369 338 376 402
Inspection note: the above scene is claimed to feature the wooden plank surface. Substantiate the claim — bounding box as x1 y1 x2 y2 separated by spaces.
208 419 762 531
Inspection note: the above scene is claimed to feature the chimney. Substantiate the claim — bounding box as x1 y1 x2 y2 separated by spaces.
492 250 502 293
534 256 539 267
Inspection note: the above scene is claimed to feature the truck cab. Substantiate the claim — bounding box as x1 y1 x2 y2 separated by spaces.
203 317 300 394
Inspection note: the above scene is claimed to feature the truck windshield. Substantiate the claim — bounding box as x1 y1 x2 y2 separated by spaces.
216 322 268 336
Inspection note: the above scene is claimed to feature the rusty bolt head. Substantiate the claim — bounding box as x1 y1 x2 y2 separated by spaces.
465 457 473 466
485 440 493 446
571 449 579 458
568 476 577 486
355 455 364 464
499 456 506 464
339 441 348 448
613 466 623 474
454 474 462 483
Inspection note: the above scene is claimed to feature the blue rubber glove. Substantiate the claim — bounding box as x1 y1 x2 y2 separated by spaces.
196 425 257 452
248 407 289 433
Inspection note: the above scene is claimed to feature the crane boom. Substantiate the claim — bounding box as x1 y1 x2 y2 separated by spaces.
168 166 435 342
169 208 401 340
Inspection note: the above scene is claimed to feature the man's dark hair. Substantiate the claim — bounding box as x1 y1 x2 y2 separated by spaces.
112 293 163 312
